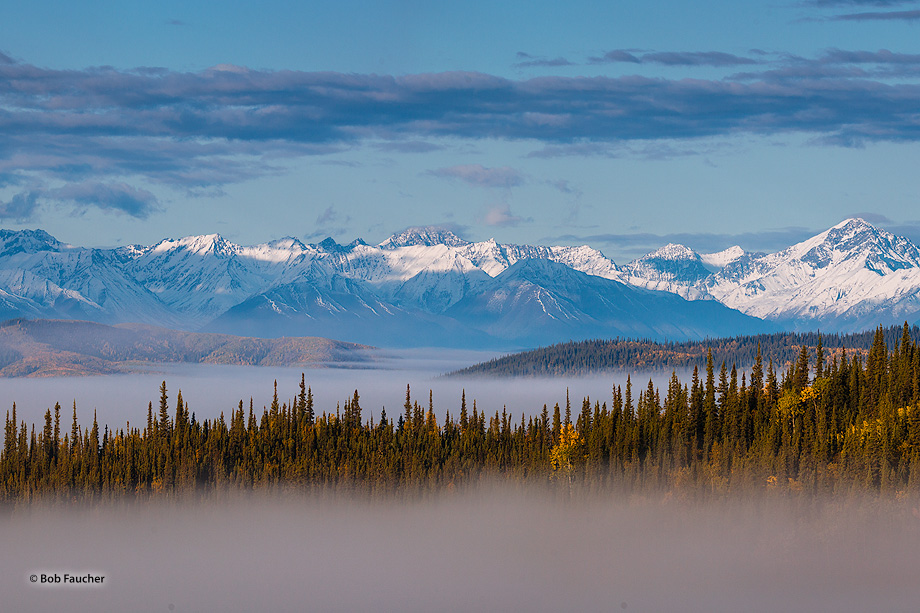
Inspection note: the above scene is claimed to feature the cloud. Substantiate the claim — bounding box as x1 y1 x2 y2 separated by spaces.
546 180 585 224
830 8 920 19
48 182 158 217
4 56 920 148
374 141 444 153
0 51 16 65
818 49 920 64
640 52 760 67
428 165 525 189
304 205 353 240
0 135 330 200
514 54 575 68
848 212 892 223
166 19 185 26
483 203 529 227
589 50 642 64
9 54 905 158
316 206 337 226
5 51 920 205
0 191 41 220
315 205 346 226
804 0 917 6
527 141 727 161
589 50 758 66
1 183 157 220
546 179 580 195
727 49 920 83
316 159 361 167
526 143 616 158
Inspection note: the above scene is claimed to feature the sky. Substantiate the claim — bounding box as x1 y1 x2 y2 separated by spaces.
2 0 920 262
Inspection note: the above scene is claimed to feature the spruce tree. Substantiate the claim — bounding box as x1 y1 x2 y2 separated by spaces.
459 390 468 432
158 381 170 434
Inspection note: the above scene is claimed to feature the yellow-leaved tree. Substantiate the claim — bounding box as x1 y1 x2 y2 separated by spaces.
550 423 584 484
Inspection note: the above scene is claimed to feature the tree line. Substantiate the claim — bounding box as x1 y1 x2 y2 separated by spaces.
4 324 920 502
450 325 920 376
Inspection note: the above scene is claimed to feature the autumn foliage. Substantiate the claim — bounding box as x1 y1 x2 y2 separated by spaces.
4 325 920 502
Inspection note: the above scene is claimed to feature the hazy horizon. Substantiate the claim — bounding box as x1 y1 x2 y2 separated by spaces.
4 487 920 612
2 349 696 430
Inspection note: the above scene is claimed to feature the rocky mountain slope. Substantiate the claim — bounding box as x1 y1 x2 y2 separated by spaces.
618 219 920 330
0 218 914 347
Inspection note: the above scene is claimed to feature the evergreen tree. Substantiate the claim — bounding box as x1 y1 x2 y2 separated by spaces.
158 381 170 434
459 390 468 432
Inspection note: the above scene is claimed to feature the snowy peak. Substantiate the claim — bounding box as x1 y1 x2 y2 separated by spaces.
0 229 64 257
622 243 712 295
700 246 745 271
150 234 240 258
644 243 700 261
265 237 308 251
742 217 920 280
796 217 920 273
240 237 310 264
829 216 880 238
380 226 470 249
315 236 374 254
2 216 920 344
703 218 920 328
619 218 920 322
318 237 345 252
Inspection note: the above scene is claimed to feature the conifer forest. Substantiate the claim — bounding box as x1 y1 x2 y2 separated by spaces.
5 324 920 503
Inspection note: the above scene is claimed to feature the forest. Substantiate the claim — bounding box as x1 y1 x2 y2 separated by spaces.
451 325 920 376
3 324 920 503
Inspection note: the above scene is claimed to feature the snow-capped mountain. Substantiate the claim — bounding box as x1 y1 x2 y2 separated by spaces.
0 226 641 346
0 218 915 347
444 259 771 346
621 243 717 300
124 233 313 323
700 246 747 272
619 242 753 300
305 227 621 314
0 230 177 325
705 218 920 330
613 218 920 330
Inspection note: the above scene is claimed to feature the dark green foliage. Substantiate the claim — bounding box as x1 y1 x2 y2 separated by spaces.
4 323 920 502
450 326 920 377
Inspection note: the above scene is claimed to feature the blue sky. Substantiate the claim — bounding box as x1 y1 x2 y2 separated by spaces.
2 0 920 261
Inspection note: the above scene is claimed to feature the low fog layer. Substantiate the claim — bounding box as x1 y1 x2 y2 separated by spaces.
3 489 920 612
1 348 692 429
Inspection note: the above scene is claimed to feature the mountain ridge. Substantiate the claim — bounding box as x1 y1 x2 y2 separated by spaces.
0 218 914 346
0 318 373 377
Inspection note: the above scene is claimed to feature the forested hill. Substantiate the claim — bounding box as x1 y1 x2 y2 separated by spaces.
451 325 920 377
0 318 373 377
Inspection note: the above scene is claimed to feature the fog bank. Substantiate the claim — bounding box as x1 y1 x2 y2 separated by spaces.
3 489 920 612
2 348 693 429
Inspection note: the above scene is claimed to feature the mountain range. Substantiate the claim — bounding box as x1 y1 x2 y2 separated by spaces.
0 218 916 348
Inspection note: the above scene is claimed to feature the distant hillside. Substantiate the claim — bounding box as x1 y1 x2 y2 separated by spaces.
0 318 373 377
449 325 920 377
